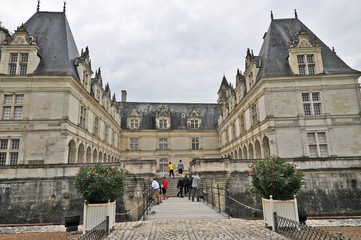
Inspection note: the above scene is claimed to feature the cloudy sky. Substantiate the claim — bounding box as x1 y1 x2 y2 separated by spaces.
1 0 360 103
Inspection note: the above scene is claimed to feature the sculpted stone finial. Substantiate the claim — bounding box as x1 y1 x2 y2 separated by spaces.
294 9 298 19
63 1 66 13
271 11 274 20
37 0 40 12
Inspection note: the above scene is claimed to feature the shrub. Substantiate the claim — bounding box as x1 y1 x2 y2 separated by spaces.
75 163 129 203
249 156 304 200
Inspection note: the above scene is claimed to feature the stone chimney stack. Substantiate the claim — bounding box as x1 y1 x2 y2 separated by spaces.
121 90 127 102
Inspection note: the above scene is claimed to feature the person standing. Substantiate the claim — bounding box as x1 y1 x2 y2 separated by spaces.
150 177 160 205
183 175 190 195
168 162 174 178
162 176 169 200
177 160 184 176
191 173 202 202
177 176 184 198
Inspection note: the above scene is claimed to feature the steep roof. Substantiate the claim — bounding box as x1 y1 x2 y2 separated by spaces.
256 18 360 80
117 102 219 130
23 11 80 80
218 75 229 92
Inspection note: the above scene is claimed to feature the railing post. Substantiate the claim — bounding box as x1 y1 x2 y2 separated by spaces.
224 188 230 219
106 216 110 235
205 182 208 206
272 212 277 232
211 183 214 209
217 184 221 213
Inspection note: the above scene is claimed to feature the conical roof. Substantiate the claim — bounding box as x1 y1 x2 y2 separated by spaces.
23 11 80 80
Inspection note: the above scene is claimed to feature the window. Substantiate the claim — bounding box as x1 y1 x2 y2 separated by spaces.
240 115 245 133
308 65 315 75
159 119 168 129
192 138 199 150
302 92 322 116
130 138 138 151
10 53 18 62
94 117 99 136
20 53 28 62
297 55 305 64
298 54 316 75
190 119 199 129
159 138 168 151
8 53 28 75
80 106 86 129
251 104 258 126
9 64 17 75
307 132 328 157
2 94 24 120
130 119 139 129
307 54 314 63
104 124 108 142
298 65 306 75
0 138 20 165
159 159 168 172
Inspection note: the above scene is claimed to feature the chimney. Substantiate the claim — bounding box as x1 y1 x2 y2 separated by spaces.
121 90 127 102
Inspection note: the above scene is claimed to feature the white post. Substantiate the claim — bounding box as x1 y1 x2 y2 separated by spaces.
270 195 276 231
294 195 299 222
83 201 87 234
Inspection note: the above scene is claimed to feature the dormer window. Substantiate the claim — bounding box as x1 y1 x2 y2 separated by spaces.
190 119 199 129
130 119 139 129
8 53 28 75
159 119 168 129
297 54 315 75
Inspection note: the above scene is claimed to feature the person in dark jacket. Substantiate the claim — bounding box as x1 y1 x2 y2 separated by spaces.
183 175 191 195
177 176 184 198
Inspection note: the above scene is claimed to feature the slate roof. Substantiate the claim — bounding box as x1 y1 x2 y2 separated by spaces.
117 102 219 130
23 11 80 80
256 18 360 80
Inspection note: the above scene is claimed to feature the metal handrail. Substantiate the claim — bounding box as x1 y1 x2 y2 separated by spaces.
199 182 263 218
141 182 153 221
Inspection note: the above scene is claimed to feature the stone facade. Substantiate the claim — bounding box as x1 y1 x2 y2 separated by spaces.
190 157 361 217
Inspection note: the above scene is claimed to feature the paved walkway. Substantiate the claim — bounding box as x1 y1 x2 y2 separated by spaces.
145 196 228 220
105 197 288 240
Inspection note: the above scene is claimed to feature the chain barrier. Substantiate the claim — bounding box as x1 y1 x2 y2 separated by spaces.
227 195 263 212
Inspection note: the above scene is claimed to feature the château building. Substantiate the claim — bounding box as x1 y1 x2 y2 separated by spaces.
0 7 360 175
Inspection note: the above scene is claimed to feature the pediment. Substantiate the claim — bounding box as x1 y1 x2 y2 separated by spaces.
156 106 170 118
188 108 200 118
9 25 31 45
290 29 318 49
129 108 140 118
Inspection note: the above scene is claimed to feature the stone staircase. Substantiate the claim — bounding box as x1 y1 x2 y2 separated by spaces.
157 177 181 197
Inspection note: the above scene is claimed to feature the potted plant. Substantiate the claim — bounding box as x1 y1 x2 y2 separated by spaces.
248 155 304 230
75 163 128 233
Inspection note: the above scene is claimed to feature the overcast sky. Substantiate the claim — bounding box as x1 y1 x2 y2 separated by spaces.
1 0 360 103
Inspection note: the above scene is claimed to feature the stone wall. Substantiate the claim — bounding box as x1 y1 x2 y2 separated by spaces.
190 157 361 218
0 161 156 224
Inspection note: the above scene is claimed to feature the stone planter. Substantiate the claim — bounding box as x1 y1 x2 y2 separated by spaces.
83 200 116 234
262 195 299 231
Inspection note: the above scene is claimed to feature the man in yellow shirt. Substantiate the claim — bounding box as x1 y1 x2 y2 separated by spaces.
169 162 174 178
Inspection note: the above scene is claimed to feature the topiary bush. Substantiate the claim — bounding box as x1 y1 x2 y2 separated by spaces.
75 163 129 204
249 155 304 200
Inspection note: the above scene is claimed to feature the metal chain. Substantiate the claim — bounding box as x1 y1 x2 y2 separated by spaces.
227 195 263 212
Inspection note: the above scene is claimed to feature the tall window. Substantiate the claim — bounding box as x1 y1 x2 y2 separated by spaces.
94 117 99 136
0 138 20 165
159 138 168 151
251 104 258 126
302 92 322 116
130 119 139 129
240 115 245 134
307 132 328 157
192 138 200 150
8 53 28 75
80 106 87 129
130 138 138 151
104 124 108 142
190 119 199 129
159 119 168 129
159 159 168 172
297 54 316 75
2 94 24 120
